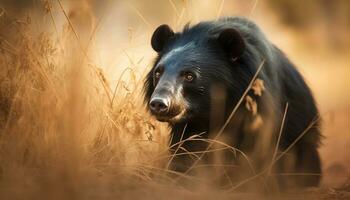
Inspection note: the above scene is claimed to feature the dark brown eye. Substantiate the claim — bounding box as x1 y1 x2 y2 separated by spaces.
155 71 161 79
184 72 194 82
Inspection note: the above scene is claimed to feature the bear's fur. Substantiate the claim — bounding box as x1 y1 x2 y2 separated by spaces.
144 17 322 190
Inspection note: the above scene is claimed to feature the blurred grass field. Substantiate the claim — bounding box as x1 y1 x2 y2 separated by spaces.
0 0 349 199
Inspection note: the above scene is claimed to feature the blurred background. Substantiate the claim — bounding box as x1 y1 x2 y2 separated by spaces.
1 0 350 192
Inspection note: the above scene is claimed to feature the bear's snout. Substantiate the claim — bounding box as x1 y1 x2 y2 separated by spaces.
149 83 186 122
149 97 169 114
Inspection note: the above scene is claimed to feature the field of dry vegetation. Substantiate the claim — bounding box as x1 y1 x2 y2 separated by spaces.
0 0 349 199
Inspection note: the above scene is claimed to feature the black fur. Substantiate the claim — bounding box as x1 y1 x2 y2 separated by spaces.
144 17 322 190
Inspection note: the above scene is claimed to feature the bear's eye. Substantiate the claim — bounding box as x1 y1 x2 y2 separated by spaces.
154 71 162 79
184 72 194 82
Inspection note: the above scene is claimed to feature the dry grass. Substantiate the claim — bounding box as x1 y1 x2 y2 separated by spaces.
0 5 171 200
0 0 349 199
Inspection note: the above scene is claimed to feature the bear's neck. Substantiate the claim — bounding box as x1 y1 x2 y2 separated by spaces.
169 118 210 148
168 100 245 150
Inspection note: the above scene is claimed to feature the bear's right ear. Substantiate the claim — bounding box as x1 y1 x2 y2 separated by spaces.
151 24 174 52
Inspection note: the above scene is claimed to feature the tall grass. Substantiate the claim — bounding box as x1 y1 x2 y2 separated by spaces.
0 5 171 199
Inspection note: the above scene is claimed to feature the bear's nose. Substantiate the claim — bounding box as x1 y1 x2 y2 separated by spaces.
149 98 169 114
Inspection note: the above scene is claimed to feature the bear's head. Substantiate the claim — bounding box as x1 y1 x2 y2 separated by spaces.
144 23 249 124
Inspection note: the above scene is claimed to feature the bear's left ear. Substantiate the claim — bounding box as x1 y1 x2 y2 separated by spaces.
217 28 245 59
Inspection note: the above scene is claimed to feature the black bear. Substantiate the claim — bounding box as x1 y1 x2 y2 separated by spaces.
144 17 322 190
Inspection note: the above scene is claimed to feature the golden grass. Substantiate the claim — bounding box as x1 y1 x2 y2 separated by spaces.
0 7 171 199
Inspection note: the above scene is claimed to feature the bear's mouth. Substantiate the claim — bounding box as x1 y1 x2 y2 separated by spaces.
153 108 187 123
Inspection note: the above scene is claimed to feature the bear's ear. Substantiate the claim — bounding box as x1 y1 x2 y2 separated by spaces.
151 24 175 52
218 28 245 59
